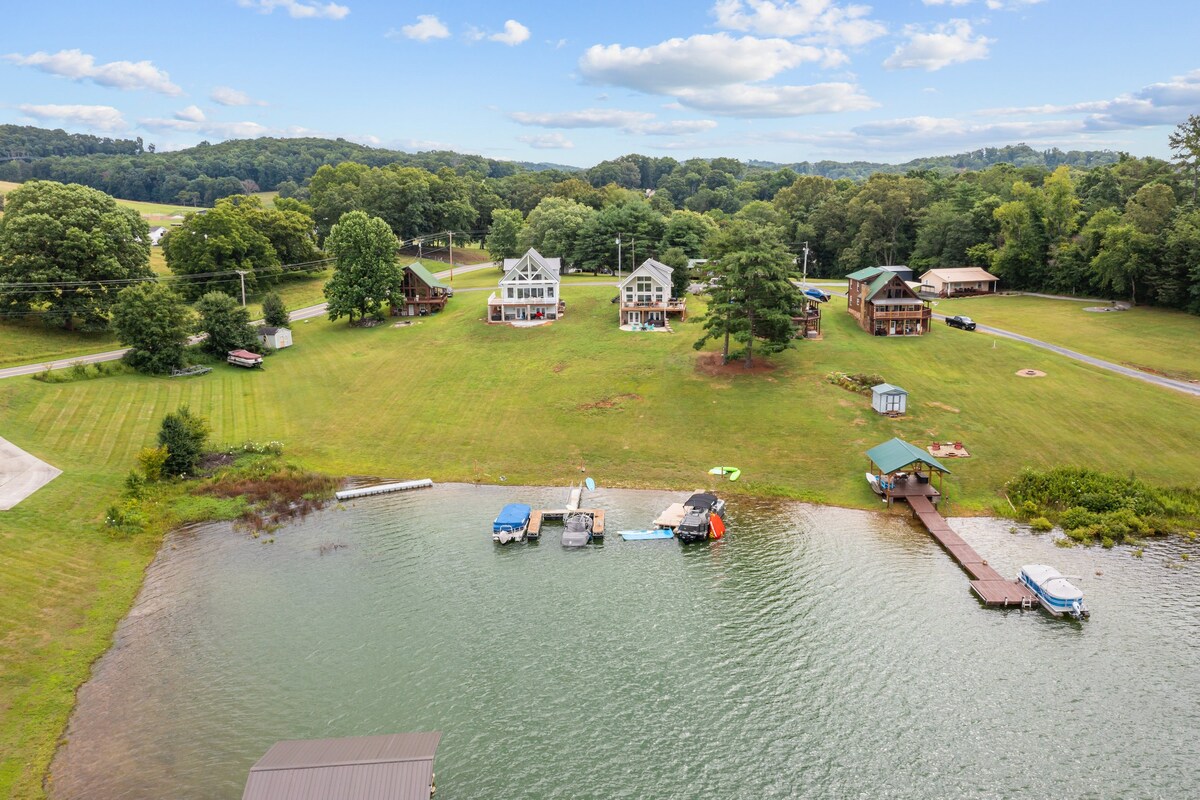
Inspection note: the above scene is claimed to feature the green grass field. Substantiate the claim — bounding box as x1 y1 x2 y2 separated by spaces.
4 289 1200 795
936 295 1200 381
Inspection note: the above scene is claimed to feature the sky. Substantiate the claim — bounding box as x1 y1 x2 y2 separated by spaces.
2 0 1198 167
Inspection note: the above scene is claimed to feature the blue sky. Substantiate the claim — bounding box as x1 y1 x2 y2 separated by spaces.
2 0 1198 166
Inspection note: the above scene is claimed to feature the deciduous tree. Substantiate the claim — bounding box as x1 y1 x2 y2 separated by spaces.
261 292 289 327
195 291 257 356
111 282 190 374
0 180 151 330
486 208 524 263
323 211 400 323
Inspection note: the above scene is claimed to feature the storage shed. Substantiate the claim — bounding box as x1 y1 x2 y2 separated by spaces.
257 326 292 350
242 731 441 800
871 383 908 415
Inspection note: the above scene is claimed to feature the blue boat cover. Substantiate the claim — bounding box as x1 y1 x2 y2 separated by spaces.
493 503 532 533
618 530 674 540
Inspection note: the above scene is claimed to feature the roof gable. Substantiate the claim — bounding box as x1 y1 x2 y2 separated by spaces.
866 438 950 475
865 272 921 301
405 261 449 290
501 248 561 285
619 258 673 290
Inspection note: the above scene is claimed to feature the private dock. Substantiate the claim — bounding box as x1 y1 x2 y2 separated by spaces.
868 438 1038 609
335 478 433 501
527 509 605 539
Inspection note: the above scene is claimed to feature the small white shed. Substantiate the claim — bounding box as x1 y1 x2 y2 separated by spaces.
257 326 292 350
871 383 908 415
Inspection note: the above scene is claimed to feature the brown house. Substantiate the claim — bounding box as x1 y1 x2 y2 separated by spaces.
392 262 451 317
845 266 931 336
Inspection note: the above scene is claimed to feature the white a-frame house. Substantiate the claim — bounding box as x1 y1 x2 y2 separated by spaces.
487 248 565 324
617 258 686 328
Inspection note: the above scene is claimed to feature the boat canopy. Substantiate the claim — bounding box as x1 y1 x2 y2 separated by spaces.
493 503 531 533
1022 564 1084 601
684 493 720 511
866 437 951 476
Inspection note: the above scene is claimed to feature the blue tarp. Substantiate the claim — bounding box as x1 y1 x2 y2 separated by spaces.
493 503 531 533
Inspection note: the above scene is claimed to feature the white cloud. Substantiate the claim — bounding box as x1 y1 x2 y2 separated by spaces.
210 86 267 106
4 49 181 95
580 33 827 94
675 82 876 116
18 103 126 131
712 0 887 47
883 20 991 71
924 0 1044 7
921 0 972 5
508 108 719 136
139 116 272 139
174 105 206 122
490 20 531 46
518 133 575 150
237 0 349 20
393 14 450 41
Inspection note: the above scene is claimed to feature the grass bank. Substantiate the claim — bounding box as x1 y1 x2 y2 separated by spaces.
3 288 1200 796
935 294 1200 381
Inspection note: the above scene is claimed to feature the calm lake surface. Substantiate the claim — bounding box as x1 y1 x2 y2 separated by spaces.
51 483 1199 799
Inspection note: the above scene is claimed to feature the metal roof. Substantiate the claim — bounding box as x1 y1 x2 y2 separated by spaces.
866 438 950 475
243 732 441 800
872 383 906 395
920 267 999 282
845 266 886 281
404 261 449 290
619 258 673 290
501 248 561 282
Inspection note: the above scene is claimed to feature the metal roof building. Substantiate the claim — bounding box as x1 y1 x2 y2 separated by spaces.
242 732 441 800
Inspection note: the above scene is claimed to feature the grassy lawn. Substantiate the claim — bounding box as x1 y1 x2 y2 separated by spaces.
936 295 1200 381
5 288 1200 795
0 321 119 368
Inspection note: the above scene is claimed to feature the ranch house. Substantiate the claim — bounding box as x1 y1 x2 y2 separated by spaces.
919 267 999 297
846 266 932 336
617 258 686 327
487 248 565 324
393 261 451 317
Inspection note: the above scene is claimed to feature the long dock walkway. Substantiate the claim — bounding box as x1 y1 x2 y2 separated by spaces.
906 495 1037 608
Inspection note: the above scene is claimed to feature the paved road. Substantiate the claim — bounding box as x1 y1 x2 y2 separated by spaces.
0 261 497 380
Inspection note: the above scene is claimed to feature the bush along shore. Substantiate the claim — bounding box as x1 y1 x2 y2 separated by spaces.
107 434 339 542
1006 466 1200 547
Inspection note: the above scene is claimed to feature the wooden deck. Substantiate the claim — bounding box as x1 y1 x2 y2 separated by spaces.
906 495 1038 608
527 508 605 538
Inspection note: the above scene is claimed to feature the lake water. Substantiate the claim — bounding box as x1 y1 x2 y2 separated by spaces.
50 483 1200 799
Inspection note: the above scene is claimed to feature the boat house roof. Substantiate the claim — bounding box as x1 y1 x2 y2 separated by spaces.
866 437 951 475
242 732 441 800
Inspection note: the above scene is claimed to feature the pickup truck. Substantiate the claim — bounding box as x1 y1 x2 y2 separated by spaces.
945 315 976 331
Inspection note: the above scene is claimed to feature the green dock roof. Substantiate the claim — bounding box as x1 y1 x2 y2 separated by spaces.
406 261 450 290
866 437 951 475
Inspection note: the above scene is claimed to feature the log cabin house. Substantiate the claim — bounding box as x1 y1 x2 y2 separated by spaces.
392 261 451 317
845 266 932 336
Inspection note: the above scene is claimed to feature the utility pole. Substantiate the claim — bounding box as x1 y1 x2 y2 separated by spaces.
615 235 622 279
235 270 247 306
448 231 454 281
801 241 810 287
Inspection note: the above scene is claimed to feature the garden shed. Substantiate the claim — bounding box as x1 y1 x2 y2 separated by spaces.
257 326 292 350
871 383 908 415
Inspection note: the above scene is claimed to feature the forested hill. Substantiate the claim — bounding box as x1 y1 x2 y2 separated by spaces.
749 145 1121 180
1 125 1131 206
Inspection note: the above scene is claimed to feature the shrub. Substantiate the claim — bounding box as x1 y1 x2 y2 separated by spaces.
1030 516 1053 532
136 445 170 482
124 469 146 498
261 292 290 328
1059 506 1098 531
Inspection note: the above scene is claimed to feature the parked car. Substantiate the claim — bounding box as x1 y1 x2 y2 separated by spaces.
946 315 976 331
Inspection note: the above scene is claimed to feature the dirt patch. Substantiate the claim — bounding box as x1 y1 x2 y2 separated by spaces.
552 362 567 373
577 393 643 411
351 318 382 328
197 452 237 475
1016 369 1046 378
926 401 961 413
850 417 867 426
695 352 777 377
1121 362 1199 383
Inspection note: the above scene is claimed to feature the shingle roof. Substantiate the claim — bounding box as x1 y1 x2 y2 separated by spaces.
405 261 449 290
866 438 950 475
243 732 441 800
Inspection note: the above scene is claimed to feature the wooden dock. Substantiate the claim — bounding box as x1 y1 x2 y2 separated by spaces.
906 495 1037 608
527 508 605 538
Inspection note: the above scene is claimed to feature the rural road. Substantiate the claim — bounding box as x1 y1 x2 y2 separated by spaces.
0 261 497 380
3 270 1198 398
